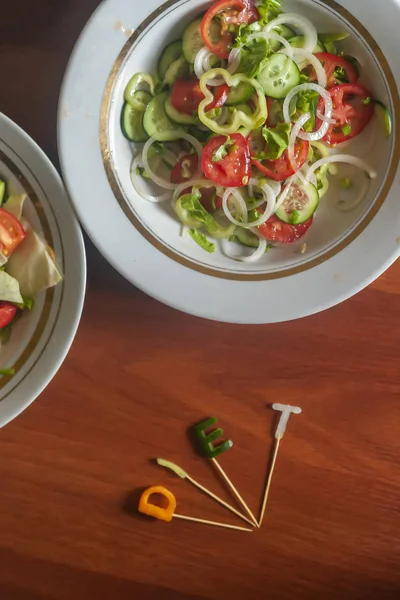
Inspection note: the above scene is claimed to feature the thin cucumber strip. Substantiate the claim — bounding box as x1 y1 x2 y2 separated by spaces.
158 40 183 80
375 100 392 138
121 91 152 142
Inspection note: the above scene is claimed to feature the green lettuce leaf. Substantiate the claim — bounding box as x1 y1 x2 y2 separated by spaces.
180 192 220 234
212 136 235 162
188 230 216 253
239 39 270 78
258 122 291 160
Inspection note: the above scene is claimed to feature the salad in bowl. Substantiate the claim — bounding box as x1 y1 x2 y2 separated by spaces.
120 0 391 262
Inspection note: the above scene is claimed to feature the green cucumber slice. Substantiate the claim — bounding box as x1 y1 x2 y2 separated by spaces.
182 17 204 63
158 40 183 80
235 227 260 248
0 180 6 205
288 36 325 53
269 25 295 52
275 180 319 224
165 93 198 125
143 92 185 141
164 55 189 87
121 91 152 142
257 54 301 99
375 100 392 138
226 81 254 105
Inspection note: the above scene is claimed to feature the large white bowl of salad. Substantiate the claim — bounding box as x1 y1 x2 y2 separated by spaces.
58 0 400 323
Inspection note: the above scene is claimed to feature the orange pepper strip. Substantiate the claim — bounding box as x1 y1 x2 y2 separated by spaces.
138 485 177 522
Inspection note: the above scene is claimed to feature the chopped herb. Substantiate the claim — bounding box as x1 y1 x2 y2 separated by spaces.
188 230 216 253
342 124 352 136
0 368 15 376
340 177 353 189
362 97 372 105
290 210 301 224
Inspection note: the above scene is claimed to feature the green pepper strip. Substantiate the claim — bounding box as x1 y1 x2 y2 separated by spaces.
124 73 156 105
198 69 267 135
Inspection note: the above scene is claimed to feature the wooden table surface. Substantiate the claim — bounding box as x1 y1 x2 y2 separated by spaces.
1 1 400 599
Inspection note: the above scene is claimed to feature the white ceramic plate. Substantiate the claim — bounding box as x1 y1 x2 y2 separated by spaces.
0 113 86 427
58 0 400 323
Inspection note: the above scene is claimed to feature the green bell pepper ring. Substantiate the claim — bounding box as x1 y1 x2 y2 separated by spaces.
193 417 234 459
124 73 156 105
198 69 267 135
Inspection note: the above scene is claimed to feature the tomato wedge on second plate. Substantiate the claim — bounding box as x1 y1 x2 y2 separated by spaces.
311 53 358 88
318 83 374 145
251 139 309 182
0 301 18 329
170 78 205 115
0 208 26 257
202 133 251 187
258 215 313 244
200 0 260 59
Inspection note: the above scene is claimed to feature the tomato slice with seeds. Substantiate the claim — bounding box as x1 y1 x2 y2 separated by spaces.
251 139 309 182
170 78 205 115
202 133 251 187
317 83 374 145
258 215 313 244
0 302 18 329
0 208 26 257
200 0 260 59
309 53 358 89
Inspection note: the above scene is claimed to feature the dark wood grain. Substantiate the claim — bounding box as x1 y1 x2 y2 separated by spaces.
1 2 400 599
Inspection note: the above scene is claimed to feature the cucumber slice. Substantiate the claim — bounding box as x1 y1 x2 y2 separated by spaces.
164 55 189 87
226 81 254 105
275 181 319 224
270 25 295 52
235 227 260 248
375 101 392 138
0 180 6 205
158 40 183 80
288 36 325 53
257 54 301 99
182 17 204 63
121 91 152 142
165 93 198 125
143 92 185 141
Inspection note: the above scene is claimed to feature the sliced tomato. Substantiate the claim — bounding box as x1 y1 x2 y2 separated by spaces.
170 154 198 184
0 209 26 257
206 84 229 111
202 133 251 187
258 215 313 244
317 83 374 145
170 78 204 115
251 139 309 182
200 0 260 59
0 302 18 329
310 53 358 88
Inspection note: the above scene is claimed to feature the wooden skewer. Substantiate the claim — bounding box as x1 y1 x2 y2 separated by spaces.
258 437 280 527
258 404 302 527
211 458 259 528
156 459 255 527
173 513 253 531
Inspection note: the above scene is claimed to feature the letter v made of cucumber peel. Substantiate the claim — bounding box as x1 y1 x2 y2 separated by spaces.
258 404 302 527
193 417 258 528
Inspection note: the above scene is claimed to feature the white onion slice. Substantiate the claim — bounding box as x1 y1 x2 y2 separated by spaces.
142 133 203 190
245 182 276 227
241 230 268 262
337 176 369 212
222 188 249 227
131 156 171 203
194 48 226 85
282 48 326 88
172 178 216 203
274 176 296 212
316 110 336 125
265 13 318 53
283 83 333 141
228 47 241 74
289 113 311 183
305 155 377 182
250 177 281 198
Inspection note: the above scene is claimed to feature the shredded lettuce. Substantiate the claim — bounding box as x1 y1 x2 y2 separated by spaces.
239 39 270 78
212 136 236 162
180 191 220 234
291 90 319 133
254 122 291 160
188 229 216 253
234 0 282 48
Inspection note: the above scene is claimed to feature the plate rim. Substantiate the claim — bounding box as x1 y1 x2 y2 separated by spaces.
0 112 86 427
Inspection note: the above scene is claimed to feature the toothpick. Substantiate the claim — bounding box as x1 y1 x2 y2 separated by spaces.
173 513 253 531
157 458 255 527
258 404 302 527
211 458 259 528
